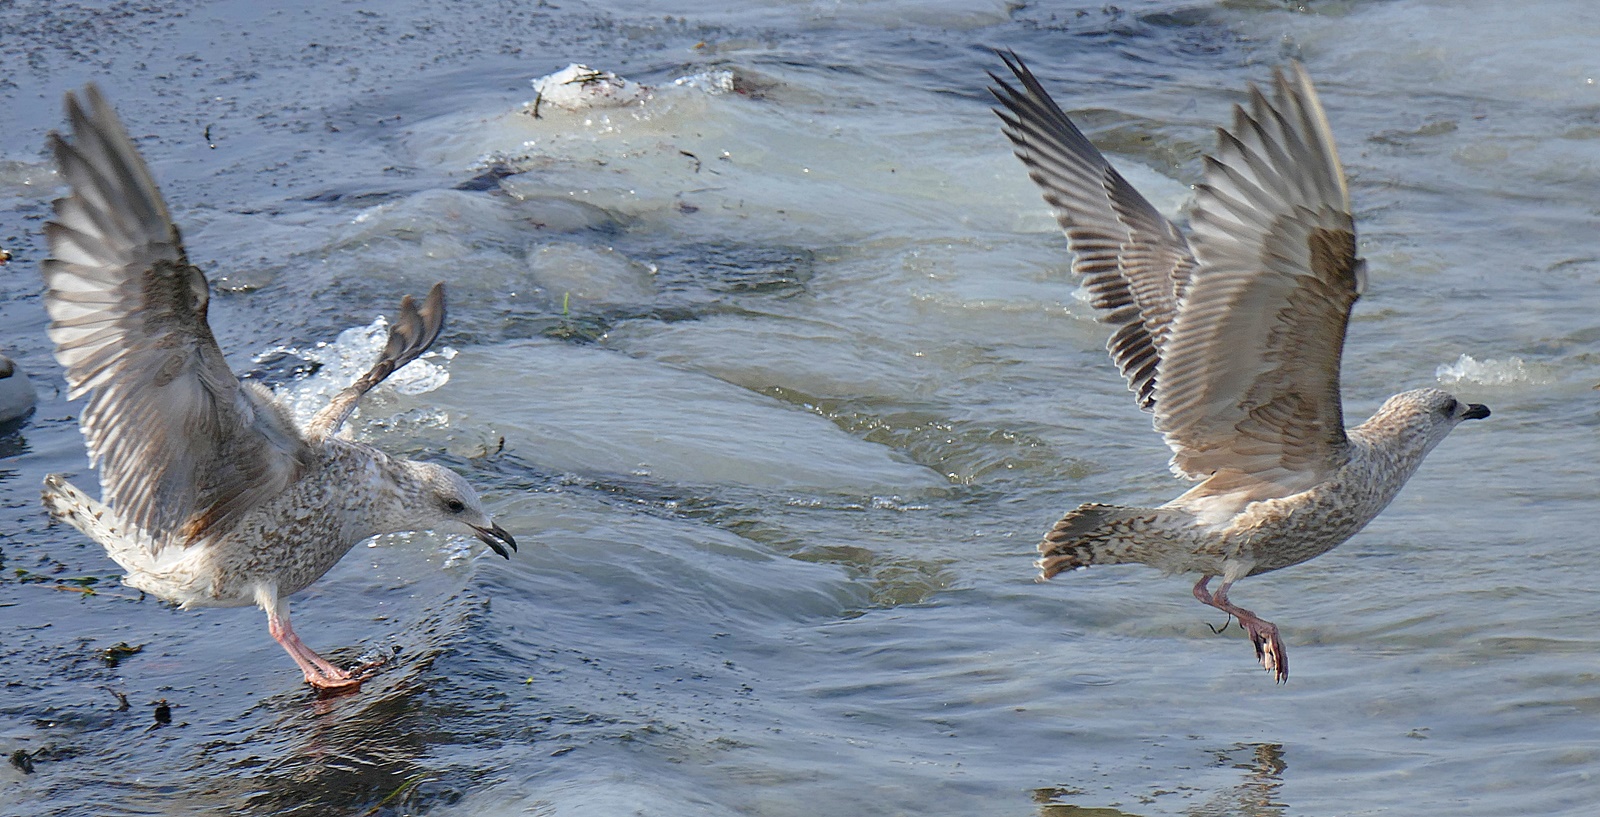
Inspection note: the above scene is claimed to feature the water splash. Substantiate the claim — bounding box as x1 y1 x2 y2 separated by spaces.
1434 353 1554 386
265 316 455 428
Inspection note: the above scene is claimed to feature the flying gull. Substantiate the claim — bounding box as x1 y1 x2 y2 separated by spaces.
38 85 516 692
990 53 1488 681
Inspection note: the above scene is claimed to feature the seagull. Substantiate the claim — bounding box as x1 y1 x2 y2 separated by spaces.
37 85 517 692
990 53 1488 681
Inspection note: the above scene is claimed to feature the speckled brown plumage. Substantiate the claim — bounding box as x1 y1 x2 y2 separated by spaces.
992 53 1489 681
37 84 517 693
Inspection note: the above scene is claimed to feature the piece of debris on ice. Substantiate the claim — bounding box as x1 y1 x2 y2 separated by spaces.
525 64 650 115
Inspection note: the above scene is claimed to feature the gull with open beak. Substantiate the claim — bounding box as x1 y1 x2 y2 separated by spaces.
38 85 516 692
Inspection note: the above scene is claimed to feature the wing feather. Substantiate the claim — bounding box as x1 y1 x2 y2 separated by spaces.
1155 64 1364 494
990 51 1197 412
40 84 312 551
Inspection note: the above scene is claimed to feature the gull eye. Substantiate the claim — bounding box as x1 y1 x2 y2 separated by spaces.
446 498 466 513
1441 398 1459 416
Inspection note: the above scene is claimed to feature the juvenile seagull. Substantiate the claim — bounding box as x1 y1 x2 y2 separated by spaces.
38 86 516 692
990 54 1488 681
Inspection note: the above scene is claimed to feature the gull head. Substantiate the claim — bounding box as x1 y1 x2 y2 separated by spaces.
396 460 518 558
1366 387 1490 457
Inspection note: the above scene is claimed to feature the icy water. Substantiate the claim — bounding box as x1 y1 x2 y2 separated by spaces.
3 0 1599 814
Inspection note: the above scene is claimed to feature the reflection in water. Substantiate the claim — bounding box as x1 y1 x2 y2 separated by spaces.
0 423 29 466
238 677 439 816
1194 743 1287 817
191 604 483 815
1034 743 1287 817
1038 804 1144 817
1036 784 1145 817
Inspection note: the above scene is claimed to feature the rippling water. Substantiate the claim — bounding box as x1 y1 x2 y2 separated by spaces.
3 1 1599 815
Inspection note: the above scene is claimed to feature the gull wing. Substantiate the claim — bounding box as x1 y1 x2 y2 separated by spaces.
990 51 1198 411
41 85 313 550
304 283 446 442
1154 64 1365 495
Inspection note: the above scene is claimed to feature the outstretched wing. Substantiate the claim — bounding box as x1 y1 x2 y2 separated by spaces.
990 51 1198 411
1154 63 1364 495
304 283 446 442
41 85 312 550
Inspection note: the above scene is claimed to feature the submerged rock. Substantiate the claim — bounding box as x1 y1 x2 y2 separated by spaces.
0 354 37 425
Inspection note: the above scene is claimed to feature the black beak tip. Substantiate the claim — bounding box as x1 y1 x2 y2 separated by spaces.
474 524 517 559
1464 403 1491 420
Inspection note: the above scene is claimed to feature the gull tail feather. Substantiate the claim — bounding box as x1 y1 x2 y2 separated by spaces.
1037 503 1174 579
42 473 158 572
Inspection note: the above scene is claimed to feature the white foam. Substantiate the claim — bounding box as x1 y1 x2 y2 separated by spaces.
1435 354 1554 387
266 316 455 428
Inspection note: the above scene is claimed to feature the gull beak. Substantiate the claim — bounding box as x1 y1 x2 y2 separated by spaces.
471 522 518 559
1463 404 1491 420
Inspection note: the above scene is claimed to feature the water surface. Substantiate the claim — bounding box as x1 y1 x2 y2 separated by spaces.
3 1 1598 815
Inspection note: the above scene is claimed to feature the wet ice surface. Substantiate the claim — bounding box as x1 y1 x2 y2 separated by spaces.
3 0 1600 814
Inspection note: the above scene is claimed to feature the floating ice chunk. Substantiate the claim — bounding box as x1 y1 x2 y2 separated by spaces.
0 158 55 199
526 64 651 114
525 242 656 308
435 340 946 494
1435 353 1554 386
268 316 455 428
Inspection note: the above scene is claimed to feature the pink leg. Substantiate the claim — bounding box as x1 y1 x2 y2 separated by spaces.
1192 576 1288 683
257 589 362 692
